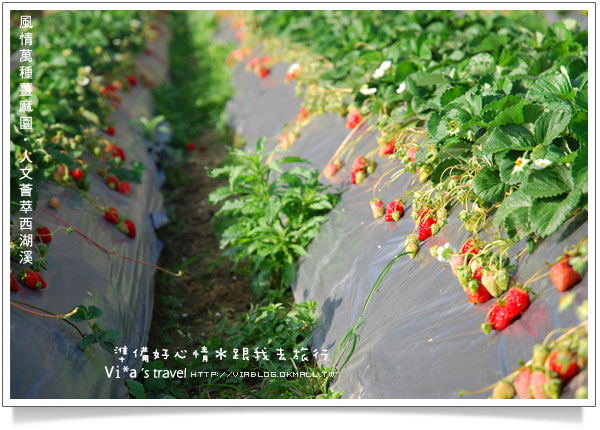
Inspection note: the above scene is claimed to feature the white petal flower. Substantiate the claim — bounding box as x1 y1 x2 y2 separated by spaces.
372 68 385 79
380 60 392 71
512 157 530 173
532 158 552 170
287 63 300 74
396 82 406 94
359 84 377 95
77 76 90 86
437 242 456 263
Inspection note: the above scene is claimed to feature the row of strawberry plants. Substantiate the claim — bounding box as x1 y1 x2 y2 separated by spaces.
220 10 588 398
9 11 167 352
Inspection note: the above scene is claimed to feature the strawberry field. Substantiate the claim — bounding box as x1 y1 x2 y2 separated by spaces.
8 9 590 402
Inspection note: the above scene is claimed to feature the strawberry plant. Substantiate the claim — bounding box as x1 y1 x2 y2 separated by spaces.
208 137 340 299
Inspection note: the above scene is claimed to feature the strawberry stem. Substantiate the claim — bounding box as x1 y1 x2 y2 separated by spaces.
38 206 182 277
10 300 84 338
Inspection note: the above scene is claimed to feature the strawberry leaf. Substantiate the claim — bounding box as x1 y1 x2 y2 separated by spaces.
473 167 506 202
520 164 573 198
529 189 582 237
482 125 535 154
533 110 572 145
528 71 575 102
492 189 532 228
571 143 588 193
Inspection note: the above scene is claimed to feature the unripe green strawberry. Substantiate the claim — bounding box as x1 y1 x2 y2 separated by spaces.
543 378 562 399
354 170 366 184
578 239 588 256
492 380 515 399
494 269 510 293
455 265 472 287
430 222 440 235
533 344 550 367
429 245 440 258
419 165 433 183
575 386 588 399
405 235 419 258
366 159 377 174
482 270 503 297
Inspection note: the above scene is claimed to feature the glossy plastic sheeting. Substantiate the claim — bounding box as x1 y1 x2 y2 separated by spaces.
224 42 588 399
10 23 171 399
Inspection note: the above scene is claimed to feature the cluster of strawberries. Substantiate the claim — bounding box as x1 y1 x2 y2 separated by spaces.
378 139 397 158
11 270 47 292
493 340 586 399
104 207 136 239
99 80 123 109
350 156 376 185
369 198 405 222
248 56 272 79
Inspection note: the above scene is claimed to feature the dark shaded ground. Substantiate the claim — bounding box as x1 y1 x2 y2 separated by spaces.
148 132 253 354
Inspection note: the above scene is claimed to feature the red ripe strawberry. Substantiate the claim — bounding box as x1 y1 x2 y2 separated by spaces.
126 75 138 86
407 147 418 162
465 282 493 304
124 219 136 238
10 274 19 292
548 350 578 382
352 156 367 171
346 108 362 129
384 200 404 222
472 265 483 282
298 106 308 121
71 168 84 182
36 226 52 243
107 126 115 136
488 302 510 328
22 271 46 289
514 368 532 399
107 176 120 190
118 181 131 195
417 208 437 241
529 371 550 399
186 142 195 151
258 67 270 79
144 47 152 55
461 239 480 256
249 57 259 68
104 208 119 224
504 286 530 316
550 257 582 292
111 146 125 162
260 55 272 65
380 140 397 156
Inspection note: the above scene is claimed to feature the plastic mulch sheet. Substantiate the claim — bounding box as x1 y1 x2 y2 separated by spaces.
10 23 171 399
223 42 588 399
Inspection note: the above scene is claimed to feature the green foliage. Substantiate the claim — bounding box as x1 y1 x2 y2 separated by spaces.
154 11 233 148
208 138 340 299
10 11 149 212
68 305 123 353
250 10 587 240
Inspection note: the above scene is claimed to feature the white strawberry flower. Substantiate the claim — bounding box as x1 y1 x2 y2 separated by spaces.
437 242 456 263
287 63 301 74
512 157 530 173
360 84 377 95
373 68 385 79
77 76 90 86
380 60 392 71
396 82 406 94
532 158 552 170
